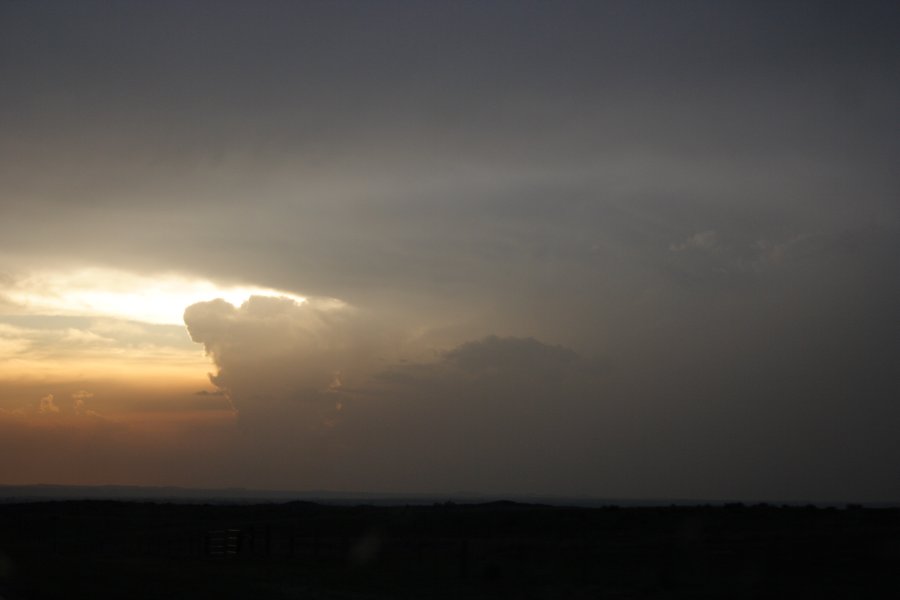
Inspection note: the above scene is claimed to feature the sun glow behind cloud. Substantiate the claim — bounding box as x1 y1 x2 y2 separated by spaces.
0 267 276 425
4 268 307 325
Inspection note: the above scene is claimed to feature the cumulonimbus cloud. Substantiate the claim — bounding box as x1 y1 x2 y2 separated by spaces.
182 297 610 492
183 295 389 430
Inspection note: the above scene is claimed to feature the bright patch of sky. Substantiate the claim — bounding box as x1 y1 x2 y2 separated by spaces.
2 268 306 325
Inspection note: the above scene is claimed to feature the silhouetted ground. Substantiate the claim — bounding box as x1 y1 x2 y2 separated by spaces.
0 500 898 598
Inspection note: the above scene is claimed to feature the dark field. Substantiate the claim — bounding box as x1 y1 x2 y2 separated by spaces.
0 501 898 599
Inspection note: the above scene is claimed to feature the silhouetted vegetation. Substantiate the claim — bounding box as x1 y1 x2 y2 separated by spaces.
0 501 898 598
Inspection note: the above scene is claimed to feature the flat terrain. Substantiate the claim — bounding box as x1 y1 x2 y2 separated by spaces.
0 501 898 599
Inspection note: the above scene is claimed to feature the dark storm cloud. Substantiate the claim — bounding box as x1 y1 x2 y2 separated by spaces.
345 336 605 495
2 1 899 499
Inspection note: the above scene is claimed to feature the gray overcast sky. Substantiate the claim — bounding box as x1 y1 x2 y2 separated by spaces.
1 1 899 501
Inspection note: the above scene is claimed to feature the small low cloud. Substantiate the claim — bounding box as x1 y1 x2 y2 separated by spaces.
0 391 105 420
670 230 719 253
71 390 101 417
751 233 814 267
38 394 59 414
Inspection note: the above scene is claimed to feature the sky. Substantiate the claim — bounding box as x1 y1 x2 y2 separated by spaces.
1 0 898 502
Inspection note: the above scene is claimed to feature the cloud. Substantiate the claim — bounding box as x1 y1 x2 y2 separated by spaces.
373 336 590 410
338 335 614 494
751 233 814 267
0 388 113 422
665 230 828 285
670 230 719 253
184 295 388 431
38 394 59 414
180 287 900 500
71 390 102 417
2 391 104 419
183 301 611 492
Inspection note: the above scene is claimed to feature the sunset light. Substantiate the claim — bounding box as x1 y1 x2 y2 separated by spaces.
5 268 306 325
